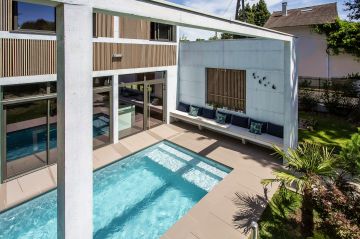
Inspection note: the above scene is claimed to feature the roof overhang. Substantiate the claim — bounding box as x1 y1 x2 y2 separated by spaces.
17 0 294 42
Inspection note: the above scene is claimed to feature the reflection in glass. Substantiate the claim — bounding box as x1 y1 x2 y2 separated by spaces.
93 91 111 148
5 100 48 179
3 83 48 100
93 77 111 88
147 83 164 129
118 85 144 139
13 2 56 32
48 99 57 165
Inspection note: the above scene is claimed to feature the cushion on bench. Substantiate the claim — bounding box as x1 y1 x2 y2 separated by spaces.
267 122 284 138
249 119 268 133
231 115 249 128
177 102 190 112
201 108 216 119
218 111 232 123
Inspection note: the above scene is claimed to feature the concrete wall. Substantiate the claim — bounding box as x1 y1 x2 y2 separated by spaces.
274 26 360 78
179 39 286 126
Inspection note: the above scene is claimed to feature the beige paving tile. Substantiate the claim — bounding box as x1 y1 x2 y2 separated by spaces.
17 168 56 198
111 143 132 157
93 146 123 169
0 179 23 211
120 131 160 152
150 124 181 139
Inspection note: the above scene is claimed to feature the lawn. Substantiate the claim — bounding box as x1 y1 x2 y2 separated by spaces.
299 111 359 149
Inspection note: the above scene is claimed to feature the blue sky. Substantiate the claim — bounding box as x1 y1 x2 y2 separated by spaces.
167 0 348 39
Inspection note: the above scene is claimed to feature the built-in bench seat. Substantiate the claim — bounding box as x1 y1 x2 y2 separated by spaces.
170 109 283 149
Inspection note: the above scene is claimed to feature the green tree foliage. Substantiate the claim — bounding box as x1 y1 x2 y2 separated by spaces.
345 0 360 20
314 18 360 59
238 3 255 24
262 143 336 237
339 132 360 178
253 0 270 27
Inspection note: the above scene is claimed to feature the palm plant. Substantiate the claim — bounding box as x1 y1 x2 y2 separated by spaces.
262 143 337 237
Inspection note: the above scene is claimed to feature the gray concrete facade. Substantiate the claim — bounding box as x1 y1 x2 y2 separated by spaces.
56 3 93 239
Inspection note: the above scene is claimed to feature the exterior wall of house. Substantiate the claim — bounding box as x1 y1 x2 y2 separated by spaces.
179 39 298 150
273 26 360 78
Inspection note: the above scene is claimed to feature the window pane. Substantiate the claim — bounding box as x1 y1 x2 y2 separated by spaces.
5 100 48 179
14 1 56 32
93 77 112 88
48 99 57 165
93 92 111 148
119 73 145 84
158 24 171 40
3 83 48 99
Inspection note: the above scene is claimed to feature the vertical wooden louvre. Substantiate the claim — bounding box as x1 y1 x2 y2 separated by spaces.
0 0 12 31
119 16 150 40
93 13 114 38
206 68 246 112
93 43 176 71
0 39 57 77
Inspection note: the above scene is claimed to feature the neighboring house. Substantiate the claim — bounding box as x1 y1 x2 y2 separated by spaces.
265 2 360 79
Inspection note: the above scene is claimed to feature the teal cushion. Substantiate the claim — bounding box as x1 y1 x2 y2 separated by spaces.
249 122 262 135
188 106 199 116
215 112 227 124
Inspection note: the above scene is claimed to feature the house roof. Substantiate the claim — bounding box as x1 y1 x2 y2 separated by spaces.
264 2 338 29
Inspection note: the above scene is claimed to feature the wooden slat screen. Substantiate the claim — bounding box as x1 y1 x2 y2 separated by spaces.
0 0 12 31
0 39 177 77
93 42 177 71
0 39 57 77
119 16 150 40
93 13 114 38
206 68 246 112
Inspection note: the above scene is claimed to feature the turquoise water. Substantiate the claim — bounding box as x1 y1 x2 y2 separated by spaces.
0 141 231 239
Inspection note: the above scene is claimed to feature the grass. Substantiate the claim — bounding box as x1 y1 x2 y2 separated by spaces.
258 188 331 239
299 111 359 149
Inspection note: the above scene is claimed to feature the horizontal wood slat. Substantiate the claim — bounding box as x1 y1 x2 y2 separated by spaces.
206 68 246 112
0 39 57 77
93 42 177 71
0 0 12 31
94 13 114 38
0 39 177 77
119 16 150 40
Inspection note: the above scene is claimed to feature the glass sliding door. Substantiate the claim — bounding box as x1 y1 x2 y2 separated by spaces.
93 77 112 148
118 71 166 139
146 82 164 129
118 84 144 139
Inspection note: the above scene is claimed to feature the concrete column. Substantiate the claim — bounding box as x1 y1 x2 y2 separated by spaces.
56 3 93 239
283 38 298 154
111 75 119 143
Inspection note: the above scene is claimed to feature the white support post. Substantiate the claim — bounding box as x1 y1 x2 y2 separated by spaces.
111 75 119 143
56 3 93 239
114 16 120 39
283 38 298 156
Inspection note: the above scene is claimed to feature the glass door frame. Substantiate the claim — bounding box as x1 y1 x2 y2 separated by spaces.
1 90 57 182
93 85 113 149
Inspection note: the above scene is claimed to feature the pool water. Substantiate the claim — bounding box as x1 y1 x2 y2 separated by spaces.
0 141 231 239
6 113 109 161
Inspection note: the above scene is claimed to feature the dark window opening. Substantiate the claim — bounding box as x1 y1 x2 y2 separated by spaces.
13 1 56 32
150 22 176 42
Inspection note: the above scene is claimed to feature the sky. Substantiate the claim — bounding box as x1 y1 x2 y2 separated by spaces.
167 0 348 40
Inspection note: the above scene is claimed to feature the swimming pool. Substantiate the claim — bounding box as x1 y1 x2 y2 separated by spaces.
0 141 232 239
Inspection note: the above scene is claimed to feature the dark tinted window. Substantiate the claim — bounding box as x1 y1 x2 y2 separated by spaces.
13 1 56 32
151 23 175 42
93 77 112 88
3 83 48 99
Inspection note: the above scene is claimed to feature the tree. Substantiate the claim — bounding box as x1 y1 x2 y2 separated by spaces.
345 0 360 20
262 143 336 237
253 0 270 27
239 3 255 24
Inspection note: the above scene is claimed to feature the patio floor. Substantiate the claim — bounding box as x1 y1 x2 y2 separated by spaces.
0 121 282 238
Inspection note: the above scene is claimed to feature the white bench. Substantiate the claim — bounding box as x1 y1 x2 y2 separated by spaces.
170 110 283 149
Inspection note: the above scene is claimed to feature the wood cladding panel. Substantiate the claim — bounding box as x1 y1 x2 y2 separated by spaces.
0 39 177 77
206 68 246 112
0 0 12 31
94 13 114 38
119 16 150 40
0 39 57 77
93 42 177 71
